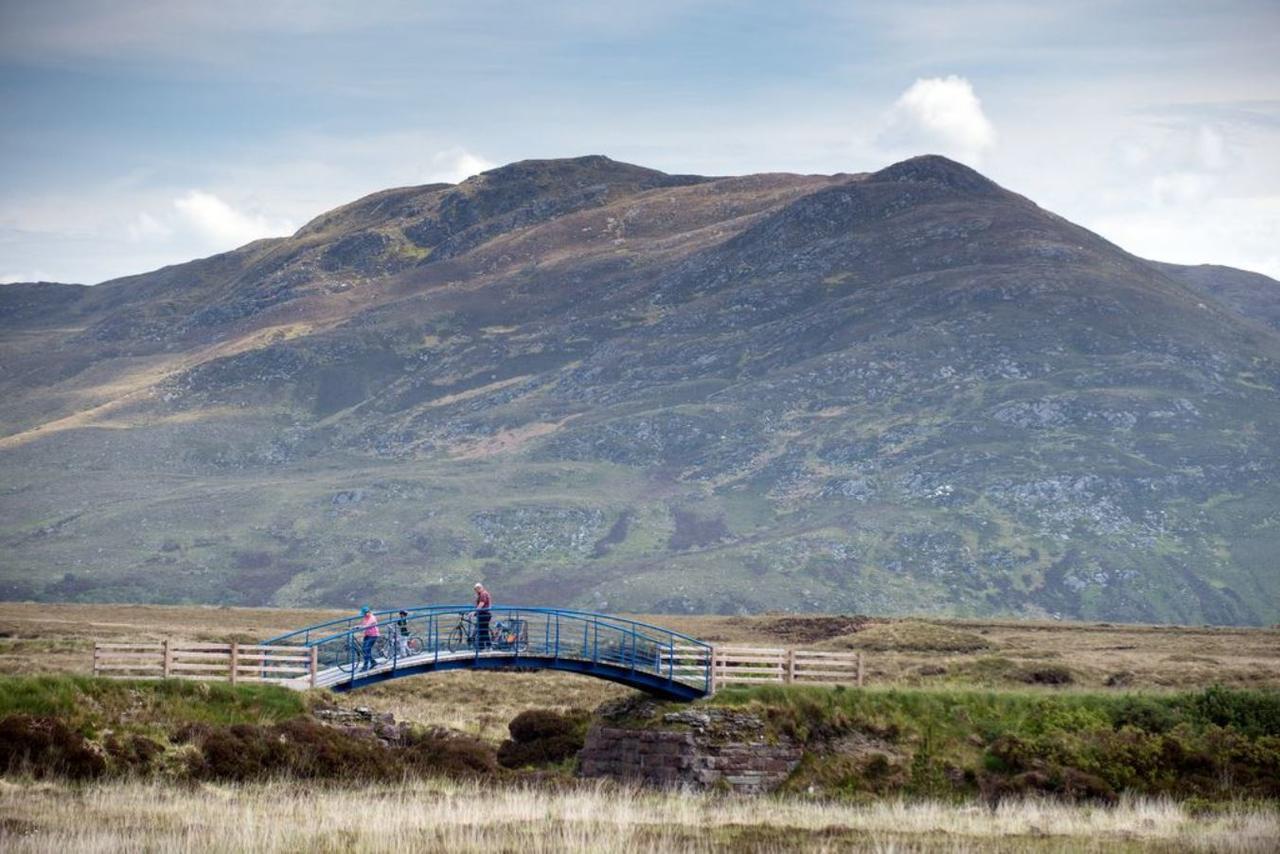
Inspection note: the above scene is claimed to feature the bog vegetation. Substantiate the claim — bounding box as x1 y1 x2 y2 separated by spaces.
4 780 1279 853
1 604 1278 849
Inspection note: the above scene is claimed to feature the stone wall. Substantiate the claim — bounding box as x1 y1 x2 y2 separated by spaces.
577 709 802 793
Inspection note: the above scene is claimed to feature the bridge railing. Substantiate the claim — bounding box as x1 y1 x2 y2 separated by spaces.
263 606 714 694
91 623 866 694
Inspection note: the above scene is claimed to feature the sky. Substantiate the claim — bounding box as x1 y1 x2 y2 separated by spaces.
1 0 1278 285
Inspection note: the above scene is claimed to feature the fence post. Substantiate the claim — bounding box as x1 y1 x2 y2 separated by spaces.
162 639 172 678
309 646 319 688
856 652 864 687
708 645 718 695
92 643 100 677
229 642 239 685
785 649 796 684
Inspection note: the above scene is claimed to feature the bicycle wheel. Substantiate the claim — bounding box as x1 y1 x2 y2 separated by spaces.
514 621 529 653
405 635 425 656
336 638 360 674
373 636 391 661
446 624 468 654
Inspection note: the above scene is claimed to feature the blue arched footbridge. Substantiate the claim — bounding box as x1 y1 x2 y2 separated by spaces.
263 606 713 701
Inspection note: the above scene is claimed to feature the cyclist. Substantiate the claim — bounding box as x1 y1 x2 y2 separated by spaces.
395 609 411 656
473 582 492 651
358 606 379 671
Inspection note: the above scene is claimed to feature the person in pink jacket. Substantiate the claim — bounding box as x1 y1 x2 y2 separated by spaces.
358 606 379 672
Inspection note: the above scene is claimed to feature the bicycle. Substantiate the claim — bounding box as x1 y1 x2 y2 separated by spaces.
390 617 428 658
386 630 426 658
446 612 529 654
336 632 390 674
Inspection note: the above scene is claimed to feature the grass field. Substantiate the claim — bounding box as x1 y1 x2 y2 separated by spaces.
2 780 1277 853
1 602 1278 851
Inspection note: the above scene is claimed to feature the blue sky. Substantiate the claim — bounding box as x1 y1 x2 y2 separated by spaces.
1 0 1278 283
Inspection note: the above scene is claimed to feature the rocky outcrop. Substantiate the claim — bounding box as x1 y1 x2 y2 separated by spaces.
578 708 802 793
314 705 407 745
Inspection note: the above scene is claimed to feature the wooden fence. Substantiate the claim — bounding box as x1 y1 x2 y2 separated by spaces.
93 641 318 686
92 641 862 693
660 645 864 692
716 646 863 690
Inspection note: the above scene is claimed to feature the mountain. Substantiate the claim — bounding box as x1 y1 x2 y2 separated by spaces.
2 154 1279 624
1149 262 1280 333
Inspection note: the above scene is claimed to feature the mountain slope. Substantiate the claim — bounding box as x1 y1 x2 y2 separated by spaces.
2 155 1278 624
1150 261 1280 332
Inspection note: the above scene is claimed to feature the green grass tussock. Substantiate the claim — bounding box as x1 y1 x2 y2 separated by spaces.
705 684 1280 801
0 675 307 734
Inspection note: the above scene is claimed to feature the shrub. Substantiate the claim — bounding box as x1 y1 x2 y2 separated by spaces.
1190 686 1280 738
497 710 588 769
104 733 164 774
274 718 400 780
187 719 399 782
188 723 287 781
402 727 500 778
1024 699 1108 737
1110 695 1182 734
507 709 579 744
1014 665 1073 686
0 714 105 780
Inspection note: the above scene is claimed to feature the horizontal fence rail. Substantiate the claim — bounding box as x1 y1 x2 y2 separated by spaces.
91 606 865 697
94 640 317 686
708 647 864 689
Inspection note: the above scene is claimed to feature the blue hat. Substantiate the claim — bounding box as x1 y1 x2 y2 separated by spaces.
360 605 371 614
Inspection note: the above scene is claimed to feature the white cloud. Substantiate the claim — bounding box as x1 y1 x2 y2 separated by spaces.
423 148 495 184
127 211 172 242
1195 125 1228 171
879 75 996 165
172 190 294 246
1093 194 1280 279
1130 124 1233 207
1062 121 1280 278
1150 171 1218 207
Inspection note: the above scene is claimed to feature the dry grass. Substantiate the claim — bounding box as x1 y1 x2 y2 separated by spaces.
816 621 992 653
353 670 629 742
1 779 1276 853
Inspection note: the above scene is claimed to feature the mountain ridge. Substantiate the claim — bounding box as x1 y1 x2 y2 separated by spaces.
2 154 1278 624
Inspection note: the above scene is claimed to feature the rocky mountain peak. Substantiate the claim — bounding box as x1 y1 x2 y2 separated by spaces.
869 154 1002 195
466 154 683 190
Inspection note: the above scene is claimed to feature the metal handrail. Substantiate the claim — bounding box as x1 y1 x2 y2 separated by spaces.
261 605 713 695
265 605 706 650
